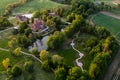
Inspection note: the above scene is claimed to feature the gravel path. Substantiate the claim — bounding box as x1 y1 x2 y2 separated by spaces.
70 39 84 70
70 31 84 71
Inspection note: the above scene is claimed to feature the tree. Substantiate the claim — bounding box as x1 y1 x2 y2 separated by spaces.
47 31 65 49
18 22 28 33
54 67 67 80
118 4 120 9
71 0 78 9
66 13 75 22
11 65 22 76
39 50 49 61
53 17 62 30
41 60 51 71
89 63 100 79
33 11 40 18
13 47 21 56
24 61 34 72
46 19 56 29
25 28 32 37
66 67 82 80
2 58 10 69
8 38 17 48
0 17 12 30
52 55 64 66
17 35 30 48
30 47 38 55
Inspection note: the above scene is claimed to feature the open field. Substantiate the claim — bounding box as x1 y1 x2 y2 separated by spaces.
0 0 19 15
92 13 120 39
0 0 66 15
12 0 67 14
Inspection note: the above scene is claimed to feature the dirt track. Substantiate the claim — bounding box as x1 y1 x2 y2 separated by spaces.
101 11 120 20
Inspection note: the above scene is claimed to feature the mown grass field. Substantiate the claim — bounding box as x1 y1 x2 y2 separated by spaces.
0 0 19 15
12 0 67 14
93 13 120 39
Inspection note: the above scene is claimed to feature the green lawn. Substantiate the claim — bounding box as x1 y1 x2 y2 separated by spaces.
56 48 77 66
0 50 54 80
0 50 24 71
93 13 120 39
0 0 19 15
12 0 67 14
0 28 14 48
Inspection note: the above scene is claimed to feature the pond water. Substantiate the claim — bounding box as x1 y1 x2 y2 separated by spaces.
22 14 33 18
28 36 49 52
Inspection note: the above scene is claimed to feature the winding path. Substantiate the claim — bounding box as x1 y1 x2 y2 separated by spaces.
0 47 43 63
0 27 13 33
70 39 84 70
20 51 43 63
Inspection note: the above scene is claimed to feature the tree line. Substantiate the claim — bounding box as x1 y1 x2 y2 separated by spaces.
4 0 32 16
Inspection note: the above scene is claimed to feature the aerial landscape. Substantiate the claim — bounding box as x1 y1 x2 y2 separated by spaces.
0 0 120 80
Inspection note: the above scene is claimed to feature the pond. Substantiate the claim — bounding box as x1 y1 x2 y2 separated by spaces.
28 36 49 52
22 14 33 18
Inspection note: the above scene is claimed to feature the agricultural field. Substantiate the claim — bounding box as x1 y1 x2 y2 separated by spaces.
0 0 19 15
92 13 120 40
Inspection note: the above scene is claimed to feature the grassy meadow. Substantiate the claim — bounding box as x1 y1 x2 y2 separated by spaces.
12 0 67 14
0 0 66 15
0 0 19 15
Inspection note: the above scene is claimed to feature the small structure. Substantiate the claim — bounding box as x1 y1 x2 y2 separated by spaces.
31 18 46 32
16 15 29 23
